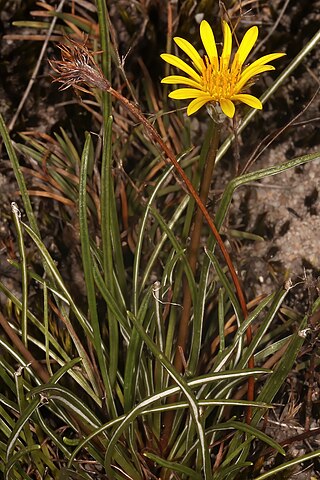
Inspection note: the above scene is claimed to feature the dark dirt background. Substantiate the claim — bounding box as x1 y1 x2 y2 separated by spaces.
0 1 320 478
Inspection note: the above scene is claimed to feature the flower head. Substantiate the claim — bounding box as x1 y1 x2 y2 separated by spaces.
161 20 285 118
49 37 108 94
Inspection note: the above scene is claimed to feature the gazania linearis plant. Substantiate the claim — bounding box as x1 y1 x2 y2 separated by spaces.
1 4 320 479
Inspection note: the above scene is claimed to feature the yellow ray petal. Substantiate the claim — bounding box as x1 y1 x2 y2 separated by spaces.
169 88 206 100
241 52 285 79
232 93 262 109
200 20 218 69
220 98 235 118
220 21 232 69
174 37 203 72
234 26 258 68
161 75 203 89
160 53 201 82
235 65 275 92
187 96 213 115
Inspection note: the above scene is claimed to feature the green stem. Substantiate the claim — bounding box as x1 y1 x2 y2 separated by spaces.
95 0 111 116
160 121 221 452
177 121 221 372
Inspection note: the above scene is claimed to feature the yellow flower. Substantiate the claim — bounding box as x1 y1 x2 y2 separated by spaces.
161 20 285 118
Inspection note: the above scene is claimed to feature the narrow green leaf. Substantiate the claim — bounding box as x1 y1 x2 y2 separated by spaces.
27 385 101 430
100 116 120 391
6 397 41 461
79 132 113 412
144 451 202 479
5 445 41 480
0 114 40 236
254 448 320 479
11 204 28 348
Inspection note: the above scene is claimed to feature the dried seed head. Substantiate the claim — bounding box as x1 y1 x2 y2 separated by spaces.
49 36 110 93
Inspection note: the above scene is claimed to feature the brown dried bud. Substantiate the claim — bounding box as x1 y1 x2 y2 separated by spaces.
49 36 110 94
